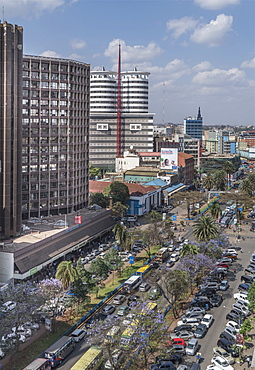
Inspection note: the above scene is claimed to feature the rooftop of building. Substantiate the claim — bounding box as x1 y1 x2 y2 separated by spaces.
89 180 159 195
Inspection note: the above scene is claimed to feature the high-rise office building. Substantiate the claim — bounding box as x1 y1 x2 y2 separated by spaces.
183 107 203 141
90 68 154 171
22 56 90 219
0 22 23 239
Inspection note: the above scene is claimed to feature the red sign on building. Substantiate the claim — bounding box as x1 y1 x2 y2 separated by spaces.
74 215 82 224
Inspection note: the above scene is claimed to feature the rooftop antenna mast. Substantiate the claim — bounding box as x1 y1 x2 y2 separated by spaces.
2 6 4 22
116 43 122 157
162 82 165 125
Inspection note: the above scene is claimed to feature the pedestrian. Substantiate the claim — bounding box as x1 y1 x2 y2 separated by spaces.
196 352 201 363
246 356 251 367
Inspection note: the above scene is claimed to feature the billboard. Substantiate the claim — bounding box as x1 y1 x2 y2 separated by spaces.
160 148 178 170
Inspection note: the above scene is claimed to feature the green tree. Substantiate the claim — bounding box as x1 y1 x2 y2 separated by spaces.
202 174 215 191
209 202 222 219
55 260 78 289
70 259 95 306
88 257 109 280
90 193 109 208
104 181 130 205
89 163 101 179
240 319 253 339
239 178 255 197
222 160 236 185
180 243 199 258
247 281 255 313
111 201 128 219
193 215 219 242
213 170 227 191
113 223 127 250
104 248 124 281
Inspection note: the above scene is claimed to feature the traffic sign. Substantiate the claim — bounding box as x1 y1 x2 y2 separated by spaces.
129 256 135 264
172 215 177 221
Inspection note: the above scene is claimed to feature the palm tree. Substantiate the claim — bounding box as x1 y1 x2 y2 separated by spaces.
209 202 222 219
55 261 78 289
222 161 236 186
202 174 215 192
213 170 227 191
193 215 219 242
113 223 126 250
239 178 255 197
180 243 199 258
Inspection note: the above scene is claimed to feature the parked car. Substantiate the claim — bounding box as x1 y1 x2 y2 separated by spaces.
182 312 203 321
166 260 175 268
219 330 236 343
186 338 199 356
149 287 161 300
139 282 151 292
112 295 126 305
194 323 208 338
170 337 186 347
201 314 213 328
1 301 16 312
213 347 235 365
151 361 175 370
226 321 241 333
127 295 140 306
185 307 205 316
219 280 229 291
170 331 194 341
174 324 195 333
101 305 116 316
232 303 250 316
71 329 87 342
233 292 248 302
238 283 251 292
105 349 123 369
117 305 129 316
241 275 255 284
177 317 201 327
211 356 234 370
211 294 223 307
225 312 244 325
195 289 216 298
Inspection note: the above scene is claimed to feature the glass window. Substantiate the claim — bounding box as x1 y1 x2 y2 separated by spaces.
31 71 39 79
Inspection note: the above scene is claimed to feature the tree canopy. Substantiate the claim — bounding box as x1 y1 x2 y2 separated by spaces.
104 181 130 205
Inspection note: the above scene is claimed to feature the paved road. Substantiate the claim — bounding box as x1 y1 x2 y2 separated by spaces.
198 232 254 370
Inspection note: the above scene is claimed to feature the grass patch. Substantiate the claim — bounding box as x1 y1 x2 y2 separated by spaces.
3 321 71 370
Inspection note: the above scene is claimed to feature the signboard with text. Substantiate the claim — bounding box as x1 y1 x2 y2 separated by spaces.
160 148 178 170
74 215 82 224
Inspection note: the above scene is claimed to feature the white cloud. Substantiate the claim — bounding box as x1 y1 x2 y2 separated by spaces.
69 53 85 61
241 57 255 69
166 17 199 39
104 39 162 63
193 61 213 72
1 0 65 17
192 67 245 85
190 14 233 46
69 39 86 50
194 0 240 10
40 50 61 58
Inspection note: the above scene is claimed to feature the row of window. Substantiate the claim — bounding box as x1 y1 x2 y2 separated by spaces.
23 80 88 92
23 90 88 100
23 61 88 75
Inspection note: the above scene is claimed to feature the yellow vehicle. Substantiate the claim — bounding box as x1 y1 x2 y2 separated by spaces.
70 346 103 370
104 326 121 343
120 326 137 348
135 265 151 278
140 302 158 316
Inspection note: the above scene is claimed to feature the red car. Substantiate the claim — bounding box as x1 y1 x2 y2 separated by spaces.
216 263 229 269
171 338 186 347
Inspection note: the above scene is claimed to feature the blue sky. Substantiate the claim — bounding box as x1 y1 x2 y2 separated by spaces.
3 0 255 126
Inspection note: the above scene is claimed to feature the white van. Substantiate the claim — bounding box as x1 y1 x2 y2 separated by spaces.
104 326 121 343
171 253 179 262
186 338 199 356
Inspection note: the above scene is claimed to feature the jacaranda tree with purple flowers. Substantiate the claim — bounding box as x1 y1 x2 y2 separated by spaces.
178 253 215 293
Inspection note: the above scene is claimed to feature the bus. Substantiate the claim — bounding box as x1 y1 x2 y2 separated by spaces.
23 358 51 370
44 336 75 368
220 216 231 228
70 346 103 370
120 324 137 348
135 265 151 278
155 247 169 262
122 275 141 294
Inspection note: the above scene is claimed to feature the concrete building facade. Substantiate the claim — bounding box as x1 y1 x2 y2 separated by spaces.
90 68 154 171
0 22 23 239
22 55 90 219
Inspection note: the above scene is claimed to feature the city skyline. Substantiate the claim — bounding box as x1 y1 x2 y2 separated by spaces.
2 0 255 126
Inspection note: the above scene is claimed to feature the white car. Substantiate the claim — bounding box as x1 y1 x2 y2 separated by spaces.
122 313 134 326
201 314 213 328
213 347 235 365
226 321 241 333
211 356 234 370
1 301 16 312
0 347 5 359
23 321 40 331
71 329 86 342
233 292 249 302
206 365 222 370
105 349 123 369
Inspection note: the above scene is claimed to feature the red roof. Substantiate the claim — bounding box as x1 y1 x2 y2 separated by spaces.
138 152 160 157
89 181 158 196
